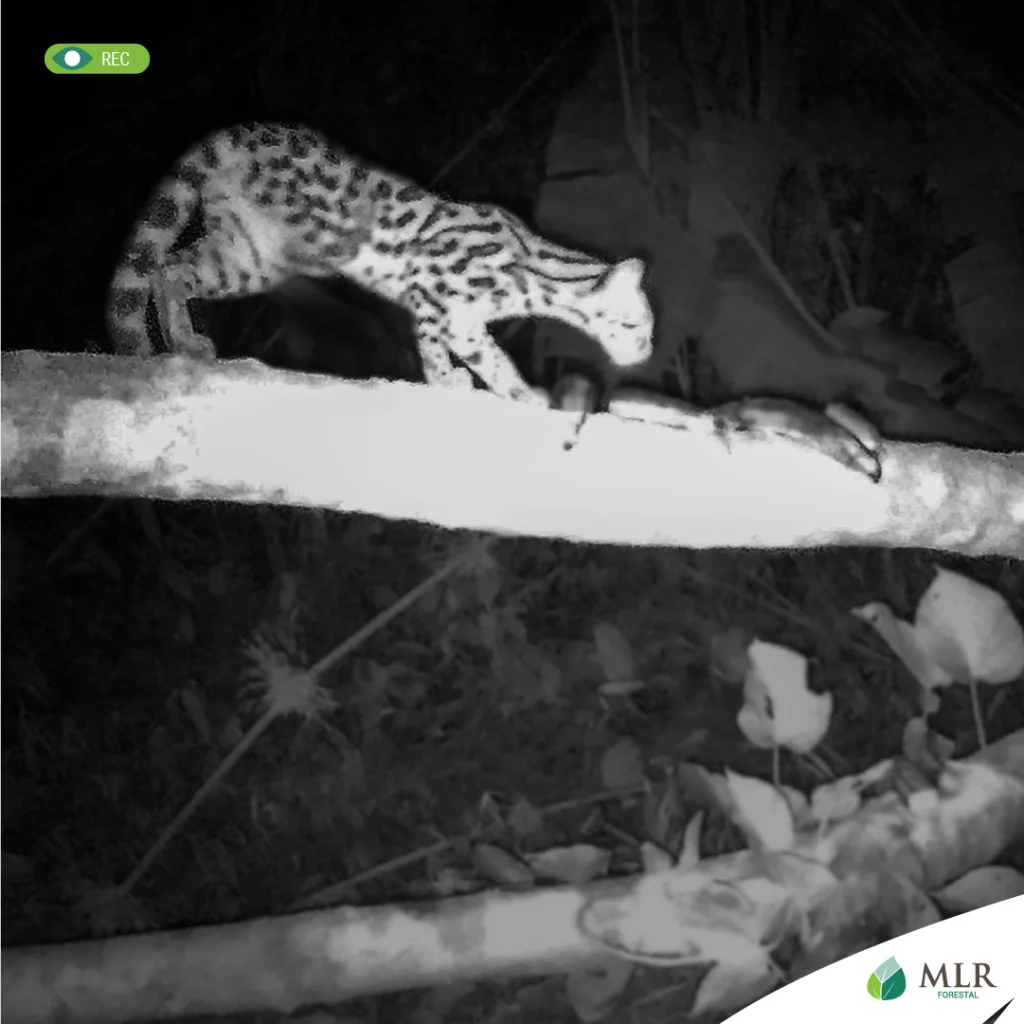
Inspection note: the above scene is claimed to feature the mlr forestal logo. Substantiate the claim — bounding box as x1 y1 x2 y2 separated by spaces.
920 961 998 1000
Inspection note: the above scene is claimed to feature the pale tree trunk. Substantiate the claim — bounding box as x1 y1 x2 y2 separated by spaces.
2 351 1022 557
2 729 1022 1023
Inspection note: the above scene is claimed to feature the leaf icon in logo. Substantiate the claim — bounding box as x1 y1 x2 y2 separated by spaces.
867 956 907 1000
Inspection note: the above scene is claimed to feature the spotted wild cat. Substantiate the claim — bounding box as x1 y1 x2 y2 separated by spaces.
107 123 655 404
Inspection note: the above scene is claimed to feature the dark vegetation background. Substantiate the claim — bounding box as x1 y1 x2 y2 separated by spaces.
2 2 1023 1021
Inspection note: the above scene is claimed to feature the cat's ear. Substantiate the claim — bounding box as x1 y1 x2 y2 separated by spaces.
603 257 647 294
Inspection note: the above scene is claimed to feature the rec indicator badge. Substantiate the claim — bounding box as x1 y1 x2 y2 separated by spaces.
45 44 150 74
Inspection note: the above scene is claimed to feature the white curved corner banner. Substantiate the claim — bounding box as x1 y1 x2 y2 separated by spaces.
730 896 1022 1023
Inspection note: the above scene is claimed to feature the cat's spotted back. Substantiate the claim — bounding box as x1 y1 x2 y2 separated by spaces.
107 124 374 359
107 122 654 402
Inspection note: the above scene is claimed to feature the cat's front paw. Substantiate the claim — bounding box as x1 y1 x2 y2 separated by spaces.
515 385 553 407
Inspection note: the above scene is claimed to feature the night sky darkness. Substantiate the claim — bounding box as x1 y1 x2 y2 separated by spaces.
4 0 1020 361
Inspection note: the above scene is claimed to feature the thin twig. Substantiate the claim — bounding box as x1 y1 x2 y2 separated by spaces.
307 539 492 682
651 105 845 355
119 703 279 895
290 784 645 909
429 16 593 188
120 537 494 895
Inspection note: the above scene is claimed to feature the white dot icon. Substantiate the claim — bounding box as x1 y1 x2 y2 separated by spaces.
64 49 82 67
